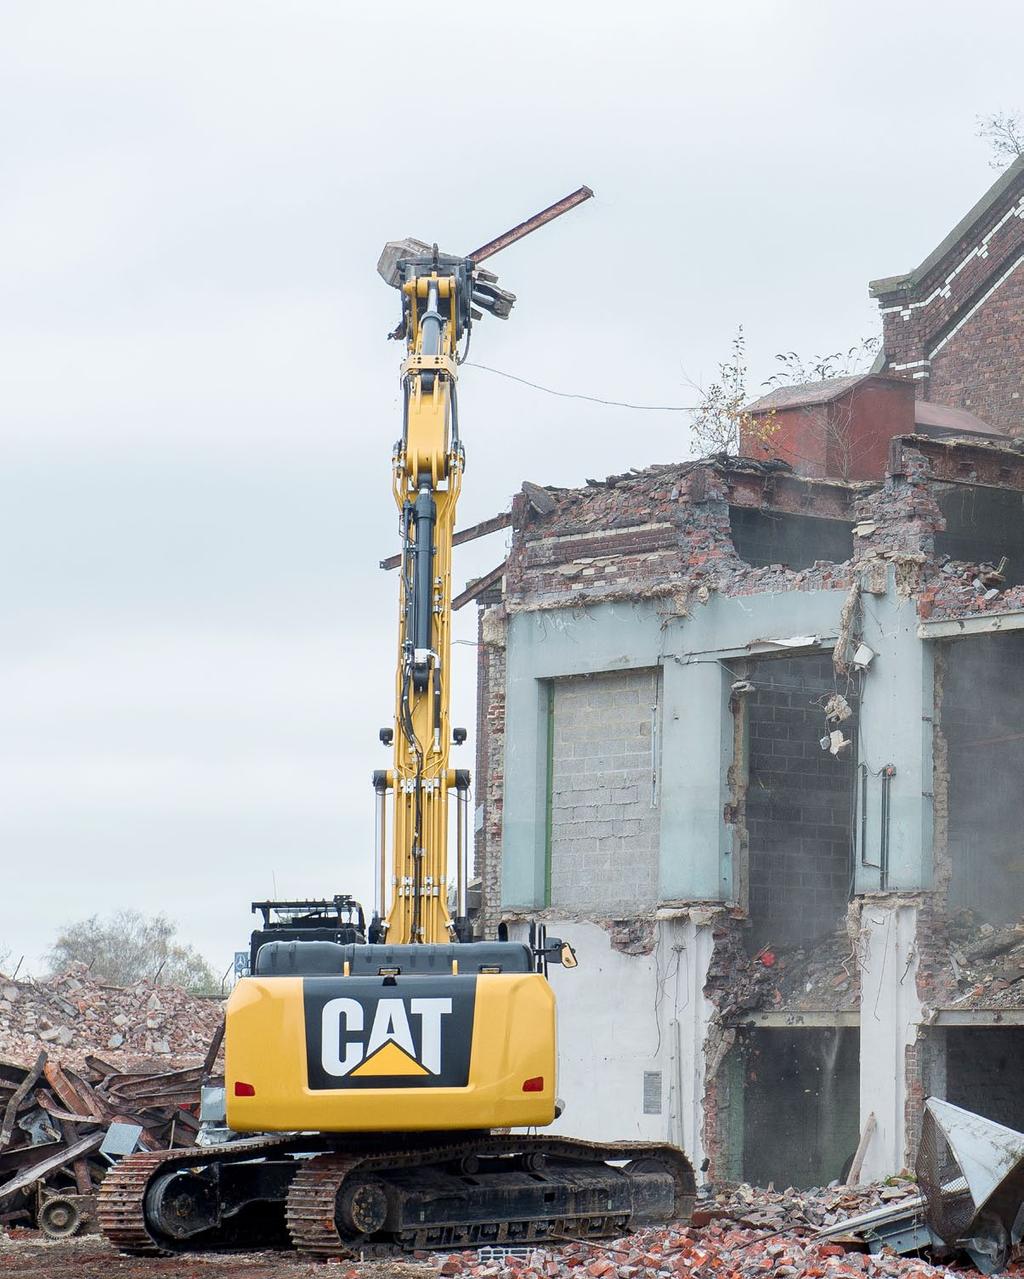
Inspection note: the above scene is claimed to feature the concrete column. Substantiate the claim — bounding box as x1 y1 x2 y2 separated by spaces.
855 579 934 893
857 898 922 1179
662 911 717 1172
659 661 732 901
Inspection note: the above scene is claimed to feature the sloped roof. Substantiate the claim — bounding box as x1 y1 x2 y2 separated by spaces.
914 400 1008 438
743 374 870 413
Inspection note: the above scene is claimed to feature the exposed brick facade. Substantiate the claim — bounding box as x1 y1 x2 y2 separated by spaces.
473 602 507 938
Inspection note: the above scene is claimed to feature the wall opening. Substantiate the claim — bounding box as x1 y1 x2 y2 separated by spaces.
729 507 853 570
547 668 661 912
943 1027 1024 1134
933 485 1024 585
940 633 1024 923
744 654 856 949
736 1026 859 1188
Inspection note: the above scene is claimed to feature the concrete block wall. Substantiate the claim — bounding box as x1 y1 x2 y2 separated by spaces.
745 654 856 947
550 669 660 911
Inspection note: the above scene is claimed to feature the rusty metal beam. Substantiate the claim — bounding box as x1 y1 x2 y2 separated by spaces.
380 511 512 570
0 1131 103 1201
0 1053 46 1152
468 187 594 264
453 561 506 611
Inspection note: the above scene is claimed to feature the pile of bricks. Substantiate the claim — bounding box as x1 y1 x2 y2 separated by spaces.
433 1217 1017 1279
0 963 223 1070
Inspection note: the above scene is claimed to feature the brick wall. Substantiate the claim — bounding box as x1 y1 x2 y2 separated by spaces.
473 604 507 937
927 262 1024 434
549 668 661 912
745 655 855 948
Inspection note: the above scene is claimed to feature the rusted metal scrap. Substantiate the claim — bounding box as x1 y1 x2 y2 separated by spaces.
0 1052 218 1237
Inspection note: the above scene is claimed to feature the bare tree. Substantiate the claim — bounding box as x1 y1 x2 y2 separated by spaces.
977 111 1024 169
764 335 881 388
688 327 778 455
46 910 217 993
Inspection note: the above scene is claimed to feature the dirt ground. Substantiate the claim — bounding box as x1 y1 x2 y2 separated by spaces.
0 1232 436 1279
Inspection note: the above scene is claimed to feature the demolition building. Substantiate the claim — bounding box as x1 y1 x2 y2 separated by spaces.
470 155 1024 1188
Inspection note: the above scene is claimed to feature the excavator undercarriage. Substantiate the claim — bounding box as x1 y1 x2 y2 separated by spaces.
99 1132 696 1258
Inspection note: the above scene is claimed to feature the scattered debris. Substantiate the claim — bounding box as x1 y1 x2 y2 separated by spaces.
0 1048 216 1235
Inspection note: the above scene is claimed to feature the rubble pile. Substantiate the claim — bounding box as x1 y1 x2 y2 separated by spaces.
707 924 859 1022
706 1179 917 1231
0 963 223 1070
922 912 1024 1010
0 1049 214 1232
432 1216 980 1279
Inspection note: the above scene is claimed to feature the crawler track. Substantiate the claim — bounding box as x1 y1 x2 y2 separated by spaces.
99 1133 696 1260
97 1135 306 1256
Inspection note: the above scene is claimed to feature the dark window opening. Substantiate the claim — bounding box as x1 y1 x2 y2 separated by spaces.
729 507 853 570
745 654 856 950
934 485 1024 585
943 1027 1024 1135
737 1027 860 1189
941 633 1024 924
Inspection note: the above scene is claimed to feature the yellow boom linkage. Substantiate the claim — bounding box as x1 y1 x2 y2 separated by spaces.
384 268 463 944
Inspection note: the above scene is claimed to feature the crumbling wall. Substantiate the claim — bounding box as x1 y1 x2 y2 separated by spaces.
549 668 661 911
504 460 856 617
473 603 507 938
483 431 1024 1181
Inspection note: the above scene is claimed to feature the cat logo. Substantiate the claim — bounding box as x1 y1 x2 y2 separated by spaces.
302 976 475 1090
321 995 450 1077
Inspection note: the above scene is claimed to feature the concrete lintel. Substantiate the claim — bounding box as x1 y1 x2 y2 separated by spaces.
669 636 838 663
930 1008 1024 1026
918 609 1024 640
738 1011 860 1028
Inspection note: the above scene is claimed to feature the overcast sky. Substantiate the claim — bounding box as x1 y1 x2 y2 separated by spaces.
2 1 1021 978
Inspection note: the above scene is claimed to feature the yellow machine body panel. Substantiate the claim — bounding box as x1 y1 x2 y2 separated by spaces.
225 970 556 1132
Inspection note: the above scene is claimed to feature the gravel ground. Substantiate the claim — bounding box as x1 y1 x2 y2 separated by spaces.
0 1232 433 1279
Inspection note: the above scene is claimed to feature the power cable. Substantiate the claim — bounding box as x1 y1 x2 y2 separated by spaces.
463 362 699 412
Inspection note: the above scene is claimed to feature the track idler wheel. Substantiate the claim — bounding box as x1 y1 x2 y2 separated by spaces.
338 1176 391 1236
144 1169 219 1242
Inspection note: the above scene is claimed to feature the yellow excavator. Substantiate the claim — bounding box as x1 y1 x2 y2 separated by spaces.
97 192 695 1259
